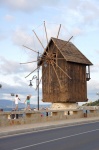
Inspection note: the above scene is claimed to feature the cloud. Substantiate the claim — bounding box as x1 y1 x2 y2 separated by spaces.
12 26 51 55
58 0 99 33
0 34 6 41
91 64 99 73
0 56 35 75
87 79 99 101
0 80 42 103
12 28 33 46
71 28 83 36
0 0 59 12
4 14 14 21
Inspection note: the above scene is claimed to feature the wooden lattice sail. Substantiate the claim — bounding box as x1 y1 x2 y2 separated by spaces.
38 37 93 103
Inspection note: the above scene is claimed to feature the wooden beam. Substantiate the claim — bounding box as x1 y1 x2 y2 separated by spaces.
53 36 73 62
23 45 41 54
51 63 62 87
60 36 73 51
32 30 45 49
57 24 61 39
25 66 40 78
20 60 38 65
44 21 48 45
53 61 72 79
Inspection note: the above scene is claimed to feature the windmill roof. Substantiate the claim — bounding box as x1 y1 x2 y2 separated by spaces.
51 37 93 65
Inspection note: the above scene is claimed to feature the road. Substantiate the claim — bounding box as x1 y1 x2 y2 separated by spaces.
0 121 99 150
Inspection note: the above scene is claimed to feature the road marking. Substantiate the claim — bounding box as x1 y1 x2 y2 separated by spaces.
0 120 99 139
13 128 99 150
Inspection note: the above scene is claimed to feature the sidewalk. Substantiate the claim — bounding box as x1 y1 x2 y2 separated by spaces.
0 117 99 137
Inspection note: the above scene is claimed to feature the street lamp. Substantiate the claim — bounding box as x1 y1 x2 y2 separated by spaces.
29 51 40 111
29 75 40 110
29 75 37 86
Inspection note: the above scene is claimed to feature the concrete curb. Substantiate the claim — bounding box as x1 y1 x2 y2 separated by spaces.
0 118 99 138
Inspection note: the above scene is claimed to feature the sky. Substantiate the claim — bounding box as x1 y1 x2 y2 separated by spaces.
0 0 99 106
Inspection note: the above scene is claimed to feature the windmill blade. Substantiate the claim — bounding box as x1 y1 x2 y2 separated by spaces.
51 62 62 87
32 30 45 49
23 45 41 54
57 24 61 39
41 46 66 81
40 42 71 79
53 61 72 79
25 66 40 78
20 60 38 65
44 21 48 45
60 36 73 51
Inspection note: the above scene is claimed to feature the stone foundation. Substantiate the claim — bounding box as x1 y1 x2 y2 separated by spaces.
51 102 79 110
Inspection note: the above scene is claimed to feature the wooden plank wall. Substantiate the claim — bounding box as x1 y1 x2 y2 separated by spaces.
68 62 87 102
42 42 88 103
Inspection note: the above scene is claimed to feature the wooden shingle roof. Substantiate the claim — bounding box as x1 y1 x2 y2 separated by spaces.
51 37 93 65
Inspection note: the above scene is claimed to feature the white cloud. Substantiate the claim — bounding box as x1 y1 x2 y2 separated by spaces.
58 0 99 33
0 80 41 103
5 14 14 21
12 28 33 46
71 28 83 36
12 26 54 55
91 64 99 73
87 79 99 101
0 0 59 12
0 34 6 41
0 56 35 75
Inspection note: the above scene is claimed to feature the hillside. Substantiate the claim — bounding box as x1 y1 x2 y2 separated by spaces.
0 99 25 108
0 99 51 109
83 99 99 106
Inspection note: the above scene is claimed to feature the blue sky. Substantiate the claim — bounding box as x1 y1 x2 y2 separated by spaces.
0 0 99 105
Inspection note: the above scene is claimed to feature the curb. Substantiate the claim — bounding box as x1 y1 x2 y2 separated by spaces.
0 118 99 138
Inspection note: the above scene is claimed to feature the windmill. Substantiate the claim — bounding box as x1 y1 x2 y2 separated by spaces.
20 21 92 110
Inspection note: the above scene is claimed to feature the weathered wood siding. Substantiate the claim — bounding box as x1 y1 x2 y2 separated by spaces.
42 41 88 103
67 62 87 102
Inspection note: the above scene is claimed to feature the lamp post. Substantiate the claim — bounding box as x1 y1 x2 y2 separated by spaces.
96 92 99 100
29 51 40 110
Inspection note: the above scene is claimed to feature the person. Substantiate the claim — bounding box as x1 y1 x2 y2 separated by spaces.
14 94 21 111
46 108 49 116
24 95 31 110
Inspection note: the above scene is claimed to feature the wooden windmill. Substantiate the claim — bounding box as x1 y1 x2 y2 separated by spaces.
21 22 93 105
38 37 92 103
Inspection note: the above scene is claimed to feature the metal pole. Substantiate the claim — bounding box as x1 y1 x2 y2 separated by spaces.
37 51 39 110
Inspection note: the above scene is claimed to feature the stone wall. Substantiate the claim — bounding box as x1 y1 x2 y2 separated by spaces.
0 108 99 127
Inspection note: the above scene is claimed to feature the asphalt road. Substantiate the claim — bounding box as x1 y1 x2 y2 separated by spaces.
0 121 99 150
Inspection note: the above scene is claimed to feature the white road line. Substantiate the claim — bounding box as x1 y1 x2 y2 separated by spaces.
0 120 99 139
13 128 99 150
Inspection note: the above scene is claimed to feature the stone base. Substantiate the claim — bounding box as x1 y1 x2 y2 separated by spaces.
50 102 79 110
